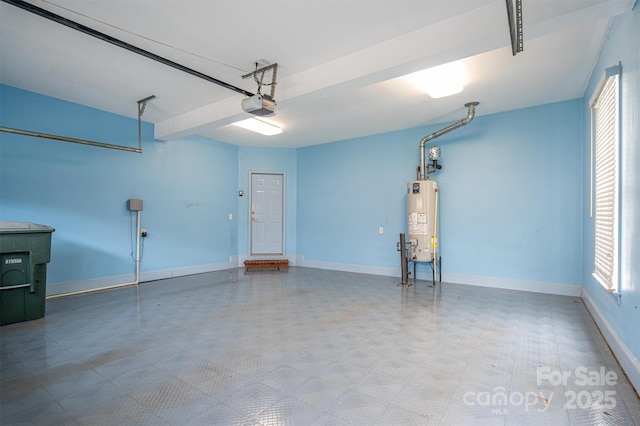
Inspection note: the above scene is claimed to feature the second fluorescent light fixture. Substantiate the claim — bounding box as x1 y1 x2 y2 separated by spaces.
407 61 467 99
232 118 282 136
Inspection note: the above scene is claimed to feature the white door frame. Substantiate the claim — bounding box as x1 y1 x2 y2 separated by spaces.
249 171 286 256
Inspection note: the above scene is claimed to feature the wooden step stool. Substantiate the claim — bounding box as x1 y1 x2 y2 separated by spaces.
244 259 289 272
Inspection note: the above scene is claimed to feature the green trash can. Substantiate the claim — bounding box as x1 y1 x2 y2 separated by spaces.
0 222 55 326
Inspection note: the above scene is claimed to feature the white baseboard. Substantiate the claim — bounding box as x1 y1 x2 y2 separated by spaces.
297 257 581 296
443 273 582 296
140 259 235 282
46 273 136 296
581 288 640 398
297 257 398 277
46 259 236 297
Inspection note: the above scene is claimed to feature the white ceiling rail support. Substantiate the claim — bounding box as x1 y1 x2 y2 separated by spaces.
0 126 142 153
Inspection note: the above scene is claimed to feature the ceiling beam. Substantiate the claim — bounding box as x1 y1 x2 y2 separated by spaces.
154 0 633 142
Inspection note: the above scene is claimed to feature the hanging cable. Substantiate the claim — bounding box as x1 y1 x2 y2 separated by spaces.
40 0 250 74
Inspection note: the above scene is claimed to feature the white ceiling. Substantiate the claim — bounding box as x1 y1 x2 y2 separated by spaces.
0 0 634 148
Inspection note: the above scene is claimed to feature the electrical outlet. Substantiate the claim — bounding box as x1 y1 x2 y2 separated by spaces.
379 227 384 234
228 214 233 220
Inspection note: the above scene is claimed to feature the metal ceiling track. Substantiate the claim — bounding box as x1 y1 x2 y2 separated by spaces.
2 0 254 97
505 0 523 56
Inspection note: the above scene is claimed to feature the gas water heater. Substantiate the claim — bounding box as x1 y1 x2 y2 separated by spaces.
407 179 438 262
398 102 478 286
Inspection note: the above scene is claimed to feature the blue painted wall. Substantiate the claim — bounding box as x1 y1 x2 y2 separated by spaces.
297 130 417 268
0 85 238 292
581 5 640 365
297 100 584 287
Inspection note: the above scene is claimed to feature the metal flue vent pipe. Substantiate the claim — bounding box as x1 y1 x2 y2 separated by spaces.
419 102 479 180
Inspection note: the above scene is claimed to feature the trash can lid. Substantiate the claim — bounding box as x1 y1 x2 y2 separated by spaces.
0 222 55 234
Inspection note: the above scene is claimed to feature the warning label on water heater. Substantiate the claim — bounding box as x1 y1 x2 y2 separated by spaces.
408 213 428 234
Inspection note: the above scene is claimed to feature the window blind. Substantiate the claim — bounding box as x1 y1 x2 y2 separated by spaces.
592 73 619 290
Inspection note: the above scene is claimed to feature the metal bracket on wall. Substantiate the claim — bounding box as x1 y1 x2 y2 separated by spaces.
137 95 156 151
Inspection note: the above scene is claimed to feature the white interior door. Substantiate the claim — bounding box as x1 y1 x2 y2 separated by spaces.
250 173 284 255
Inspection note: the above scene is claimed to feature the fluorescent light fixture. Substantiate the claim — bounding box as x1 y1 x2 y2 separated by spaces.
407 61 467 99
231 118 282 136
